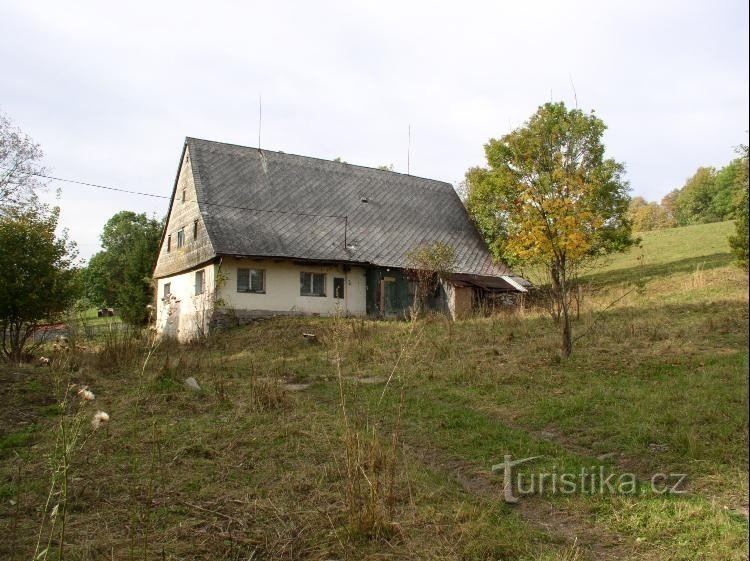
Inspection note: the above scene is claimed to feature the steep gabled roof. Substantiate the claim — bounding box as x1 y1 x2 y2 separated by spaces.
179 137 512 276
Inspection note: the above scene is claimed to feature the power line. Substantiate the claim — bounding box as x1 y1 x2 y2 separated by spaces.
3 169 168 200
1 166 347 220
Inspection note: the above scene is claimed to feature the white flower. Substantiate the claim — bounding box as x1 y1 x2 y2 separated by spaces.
91 411 110 430
77 387 95 401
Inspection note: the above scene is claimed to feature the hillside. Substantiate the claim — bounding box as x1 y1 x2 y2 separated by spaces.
0 221 747 561
585 220 738 286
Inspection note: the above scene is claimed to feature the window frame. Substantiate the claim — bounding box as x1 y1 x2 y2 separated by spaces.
167 234 171 253
237 268 266 294
300 272 326 297
163 282 171 299
194 269 205 295
177 227 185 248
193 219 198 240
333 277 345 299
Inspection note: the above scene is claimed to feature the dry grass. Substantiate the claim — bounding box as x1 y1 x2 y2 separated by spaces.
0 222 747 560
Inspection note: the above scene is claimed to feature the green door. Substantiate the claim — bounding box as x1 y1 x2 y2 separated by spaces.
381 277 398 316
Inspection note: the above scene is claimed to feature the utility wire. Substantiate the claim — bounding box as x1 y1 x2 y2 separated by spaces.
1 166 347 220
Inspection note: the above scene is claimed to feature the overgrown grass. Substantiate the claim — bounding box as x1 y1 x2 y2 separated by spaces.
0 221 747 560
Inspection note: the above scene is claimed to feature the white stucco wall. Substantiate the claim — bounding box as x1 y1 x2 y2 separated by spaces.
155 264 217 341
155 258 366 341
216 258 366 317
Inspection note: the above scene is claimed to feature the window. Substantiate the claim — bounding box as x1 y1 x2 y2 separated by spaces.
167 234 171 253
195 270 205 295
333 277 345 299
300 272 326 297
181 189 186 203
237 268 265 293
163 283 171 299
177 227 185 248
193 219 198 240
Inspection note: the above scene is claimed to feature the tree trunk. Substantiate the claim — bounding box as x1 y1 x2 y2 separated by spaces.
561 297 572 357
557 259 573 357
549 264 562 322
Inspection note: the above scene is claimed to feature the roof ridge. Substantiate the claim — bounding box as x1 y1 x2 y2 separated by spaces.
185 136 456 188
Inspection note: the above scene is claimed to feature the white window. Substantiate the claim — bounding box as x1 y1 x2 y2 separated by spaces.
194 270 205 295
300 272 326 297
237 268 265 293
163 283 171 299
177 227 185 248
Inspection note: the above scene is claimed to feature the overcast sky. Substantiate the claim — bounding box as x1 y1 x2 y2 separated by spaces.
2 0 748 260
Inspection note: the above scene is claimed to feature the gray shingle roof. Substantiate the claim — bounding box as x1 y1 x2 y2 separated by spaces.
186 137 512 276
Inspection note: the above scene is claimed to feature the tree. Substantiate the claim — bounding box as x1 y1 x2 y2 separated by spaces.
628 196 675 232
729 145 749 269
661 189 680 224
712 156 747 220
0 206 78 362
406 241 456 317
84 211 162 325
673 167 719 225
465 102 635 356
0 112 47 211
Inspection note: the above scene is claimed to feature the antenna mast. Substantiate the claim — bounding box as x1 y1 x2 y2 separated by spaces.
569 73 579 108
407 124 411 175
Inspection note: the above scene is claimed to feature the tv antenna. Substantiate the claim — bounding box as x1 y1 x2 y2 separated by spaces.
407 124 411 175
258 95 262 150
569 73 578 108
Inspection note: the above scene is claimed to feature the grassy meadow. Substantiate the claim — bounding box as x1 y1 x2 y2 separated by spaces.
0 221 747 560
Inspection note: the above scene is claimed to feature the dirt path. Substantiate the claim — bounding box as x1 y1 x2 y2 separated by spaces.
404 442 643 561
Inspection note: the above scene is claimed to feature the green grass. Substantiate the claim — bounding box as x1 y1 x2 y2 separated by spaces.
584 220 736 286
0 427 36 459
0 221 747 560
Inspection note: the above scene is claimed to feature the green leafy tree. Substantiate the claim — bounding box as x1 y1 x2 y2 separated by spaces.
0 205 79 362
729 145 749 269
712 157 747 220
85 211 162 325
465 102 635 356
673 167 719 225
661 189 680 225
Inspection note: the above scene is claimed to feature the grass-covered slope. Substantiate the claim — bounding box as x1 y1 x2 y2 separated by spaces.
0 221 747 560
585 220 737 286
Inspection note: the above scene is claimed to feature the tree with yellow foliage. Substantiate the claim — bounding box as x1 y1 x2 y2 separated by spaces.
466 102 635 356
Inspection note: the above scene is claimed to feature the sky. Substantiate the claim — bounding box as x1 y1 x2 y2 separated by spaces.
1 0 748 260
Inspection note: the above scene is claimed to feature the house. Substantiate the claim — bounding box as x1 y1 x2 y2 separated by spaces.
152 138 530 340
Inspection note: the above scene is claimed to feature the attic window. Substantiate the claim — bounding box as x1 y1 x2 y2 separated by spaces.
193 219 198 240
167 234 171 253
177 228 185 248
181 189 186 203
